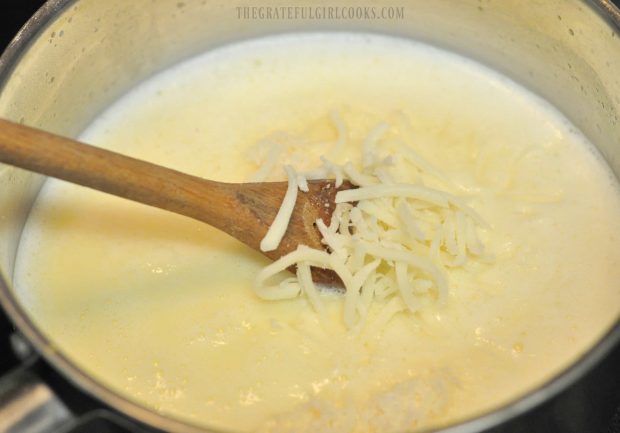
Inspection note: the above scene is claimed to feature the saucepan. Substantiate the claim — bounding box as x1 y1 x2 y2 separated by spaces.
1 0 620 432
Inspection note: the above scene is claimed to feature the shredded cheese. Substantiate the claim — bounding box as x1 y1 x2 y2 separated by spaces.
259 165 299 252
251 112 490 328
336 184 452 208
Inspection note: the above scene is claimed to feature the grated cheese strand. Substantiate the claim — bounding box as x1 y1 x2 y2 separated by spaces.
336 184 452 208
249 142 284 182
260 165 299 252
297 262 325 316
255 246 331 300
395 262 420 313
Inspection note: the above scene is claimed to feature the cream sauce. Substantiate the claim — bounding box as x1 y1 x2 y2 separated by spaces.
13 33 620 432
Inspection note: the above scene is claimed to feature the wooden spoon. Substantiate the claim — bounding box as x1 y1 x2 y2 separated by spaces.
0 118 350 287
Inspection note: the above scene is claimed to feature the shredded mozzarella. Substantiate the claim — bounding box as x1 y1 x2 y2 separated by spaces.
326 110 348 160
250 112 490 328
297 262 325 316
259 165 299 252
249 142 284 182
336 184 451 208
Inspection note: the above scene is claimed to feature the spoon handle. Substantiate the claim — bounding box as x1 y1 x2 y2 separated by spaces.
0 118 236 228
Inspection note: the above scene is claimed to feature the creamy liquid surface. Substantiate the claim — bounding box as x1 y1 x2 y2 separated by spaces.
13 33 620 432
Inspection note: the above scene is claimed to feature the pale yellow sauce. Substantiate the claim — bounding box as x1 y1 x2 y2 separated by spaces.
14 33 620 432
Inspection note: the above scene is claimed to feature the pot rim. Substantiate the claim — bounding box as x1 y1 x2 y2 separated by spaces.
1 1 620 432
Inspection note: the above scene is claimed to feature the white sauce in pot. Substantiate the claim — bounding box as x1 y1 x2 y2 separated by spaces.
13 33 620 432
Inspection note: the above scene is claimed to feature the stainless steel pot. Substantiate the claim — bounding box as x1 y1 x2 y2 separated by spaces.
1 1 620 432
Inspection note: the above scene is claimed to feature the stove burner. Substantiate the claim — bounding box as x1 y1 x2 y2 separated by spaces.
0 309 152 433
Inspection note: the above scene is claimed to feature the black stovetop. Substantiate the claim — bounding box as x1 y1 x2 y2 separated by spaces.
2 1 620 433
